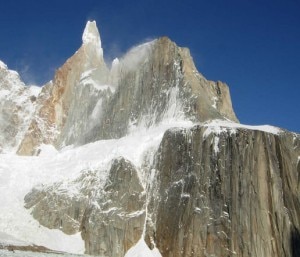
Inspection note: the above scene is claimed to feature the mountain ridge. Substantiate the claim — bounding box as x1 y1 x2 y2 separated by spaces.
1 20 239 155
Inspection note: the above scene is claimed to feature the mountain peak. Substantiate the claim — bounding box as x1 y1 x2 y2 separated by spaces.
82 20 101 48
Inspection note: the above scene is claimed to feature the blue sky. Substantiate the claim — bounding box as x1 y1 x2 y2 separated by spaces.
0 0 299 132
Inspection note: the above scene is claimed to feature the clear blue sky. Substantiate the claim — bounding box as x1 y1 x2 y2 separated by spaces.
0 0 299 132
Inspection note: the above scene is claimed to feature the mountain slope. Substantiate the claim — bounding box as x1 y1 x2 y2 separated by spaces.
16 21 237 155
0 21 299 257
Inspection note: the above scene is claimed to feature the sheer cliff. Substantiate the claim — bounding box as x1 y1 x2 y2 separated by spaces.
145 124 300 257
0 21 299 257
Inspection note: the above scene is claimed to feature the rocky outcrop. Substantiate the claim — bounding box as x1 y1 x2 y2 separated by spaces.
0 61 40 153
81 157 145 256
145 126 300 257
24 157 146 256
24 170 98 234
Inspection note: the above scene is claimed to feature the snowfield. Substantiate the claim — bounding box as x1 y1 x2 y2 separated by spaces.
0 250 88 257
203 119 283 137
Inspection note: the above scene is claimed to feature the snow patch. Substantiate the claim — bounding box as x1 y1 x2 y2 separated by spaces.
0 250 87 257
112 58 119 68
213 136 220 153
124 239 162 257
0 89 9 98
203 125 231 139
0 232 28 247
212 96 218 109
28 85 42 97
194 207 202 214
38 144 58 156
203 119 282 137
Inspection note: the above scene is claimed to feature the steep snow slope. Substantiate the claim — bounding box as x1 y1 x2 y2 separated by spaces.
0 119 193 254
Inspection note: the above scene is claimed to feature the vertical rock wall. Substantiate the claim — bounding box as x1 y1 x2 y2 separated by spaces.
146 126 300 257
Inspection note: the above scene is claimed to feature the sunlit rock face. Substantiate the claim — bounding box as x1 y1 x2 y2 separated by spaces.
17 21 237 155
145 126 300 257
24 170 97 235
17 21 109 155
85 37 238 142
25 157 146 256
81 157 145 256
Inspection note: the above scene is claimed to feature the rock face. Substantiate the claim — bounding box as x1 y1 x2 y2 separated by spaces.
81 158 145 256
145 126 300 257
24 170 97 234
0 61 40 153
17 21 109 155
1 20 299 257
86 37 238 142
25 157 146 256
16 21 237 155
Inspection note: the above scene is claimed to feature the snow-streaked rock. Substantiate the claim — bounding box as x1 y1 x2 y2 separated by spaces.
18 21 109 155
17 22 238 155
0 61 40 153
81 157 145 256
144 125 300 257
